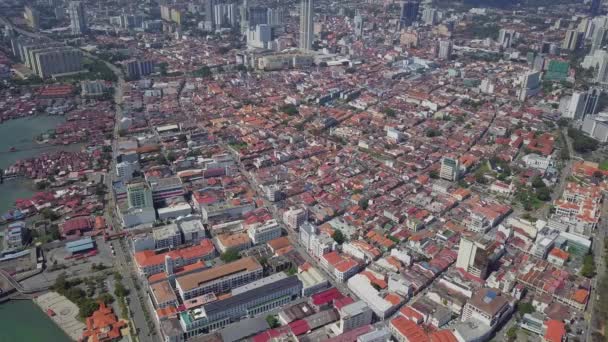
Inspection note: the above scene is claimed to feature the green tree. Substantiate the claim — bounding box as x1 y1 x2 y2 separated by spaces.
193 66 212 78
532 176 546 189
359 198 369 210
41 208 60 221
266 315 279 328
167 152 177 162
156 154 168 165
425 128 442 137
332 230 345 244
506 327 518 341
114 281 129 298
97 293 114 304
557 118 570 128
220 249 241 263
517 302 535 315
52 272 69 292
536 187 551 201
280 104 299 116
581 254 595 278
383 108 396 117
78 300 99 319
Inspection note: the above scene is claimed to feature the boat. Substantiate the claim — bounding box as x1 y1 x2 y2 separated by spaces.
9 147 17 152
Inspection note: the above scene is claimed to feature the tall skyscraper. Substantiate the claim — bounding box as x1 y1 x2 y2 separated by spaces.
127 182 154 209
204 0 219 30
596 51 608 84
68 1 87 35
267 8 284 26
24 6 40 30
438 39 452 60
422 7 437 26
498 29 515 49
299 0 314 51
399 1 420 29
591 27 606 54
563 91 587 120
519 71 541 101
585 88 602 117
591 0 602 16
562 29 581 51
439 156 459 181
249 6 268 27
214 3 237 29
240 0 248 33
33 48 83 78
354 11 363 39
455 236 502 280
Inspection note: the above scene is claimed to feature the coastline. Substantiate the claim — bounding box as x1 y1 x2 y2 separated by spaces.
33 292 85 341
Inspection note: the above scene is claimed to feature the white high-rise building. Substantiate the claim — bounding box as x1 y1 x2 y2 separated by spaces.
498 29 515 49
591 27 606 54
518 71 541 102
247 24 272 49
33 48 83 78
562 29 580 51
299 0 314 51
422 8 438 26
267 8 284 26
68 1 87 35
214 3 237 29
438 39 452 60
439 156 459 181
336 301 373 334
480 78 495 94
354 12 363 38
283 208 308 230
456 236 490 279
562 91 587 119
116 160 140 182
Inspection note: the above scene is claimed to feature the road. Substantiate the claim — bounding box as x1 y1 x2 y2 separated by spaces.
0 269 48 294
585 198 608 342
103 75 160 341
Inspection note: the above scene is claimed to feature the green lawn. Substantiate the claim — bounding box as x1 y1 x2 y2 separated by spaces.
600 160 608 171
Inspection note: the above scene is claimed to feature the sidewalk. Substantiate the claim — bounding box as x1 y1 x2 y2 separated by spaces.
34 291 86 341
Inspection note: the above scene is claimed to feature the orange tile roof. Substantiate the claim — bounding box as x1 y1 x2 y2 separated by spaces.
267 236 291 251
81 302 126 342
360 271 388 289
335 259 358 273
543 320 566 342
429 330 458 342
384 293 403 306
548 248 569 261
135 239 215 268
400 306 424 322
390 316 429 342
571 289 589 304
156 305 178 320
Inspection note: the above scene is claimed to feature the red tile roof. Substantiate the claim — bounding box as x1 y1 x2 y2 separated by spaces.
135 239 215 268
543 320 566 342
390 316 428 342
311 287 344 306
81 302 126 342
289 319 310 336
